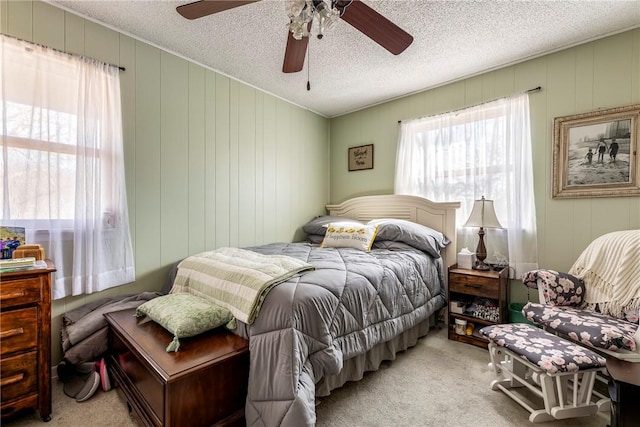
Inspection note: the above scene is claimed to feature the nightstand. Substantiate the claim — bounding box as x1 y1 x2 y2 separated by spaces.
447 264 508 348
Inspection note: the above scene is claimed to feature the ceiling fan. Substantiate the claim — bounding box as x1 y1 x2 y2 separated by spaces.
176 0 413 73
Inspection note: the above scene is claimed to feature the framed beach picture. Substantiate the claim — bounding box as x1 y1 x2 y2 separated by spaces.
348 144 374 171
552 104 640 199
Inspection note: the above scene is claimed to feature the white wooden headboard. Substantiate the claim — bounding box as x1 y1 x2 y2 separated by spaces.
326 194 460 268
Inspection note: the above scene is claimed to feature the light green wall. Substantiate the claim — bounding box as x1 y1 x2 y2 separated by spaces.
4 0 638 362
1 0 330 363
329 29 640 302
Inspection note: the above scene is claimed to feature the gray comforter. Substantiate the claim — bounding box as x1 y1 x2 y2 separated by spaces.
235 242 445 426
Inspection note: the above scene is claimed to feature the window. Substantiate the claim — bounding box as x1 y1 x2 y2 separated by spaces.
395 93 538 277
4 102 81 222
1 34 135 298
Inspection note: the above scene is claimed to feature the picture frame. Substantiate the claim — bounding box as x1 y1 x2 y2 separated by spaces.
552 104 640 199
348 144 374 172
0 226 26 259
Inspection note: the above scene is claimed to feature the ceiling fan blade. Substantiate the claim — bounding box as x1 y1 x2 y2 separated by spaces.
177 0 261 20
282 32 309 73
338 0 413 55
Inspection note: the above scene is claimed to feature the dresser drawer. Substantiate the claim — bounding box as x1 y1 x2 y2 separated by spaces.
449 273 499 297
0 351 38 403
0 308 38 357
0 277 42 308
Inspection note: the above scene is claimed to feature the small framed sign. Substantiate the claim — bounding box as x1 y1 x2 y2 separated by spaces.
348 144 374 171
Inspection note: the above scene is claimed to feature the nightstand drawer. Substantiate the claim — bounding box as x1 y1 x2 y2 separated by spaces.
0 277 43 308
449 273 499 297
0 308 38 356
0 351 38 403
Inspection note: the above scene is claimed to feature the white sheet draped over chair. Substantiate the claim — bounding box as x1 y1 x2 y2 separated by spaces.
569 229 640 318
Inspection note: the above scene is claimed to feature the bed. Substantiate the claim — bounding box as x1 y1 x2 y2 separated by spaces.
170 194 460 426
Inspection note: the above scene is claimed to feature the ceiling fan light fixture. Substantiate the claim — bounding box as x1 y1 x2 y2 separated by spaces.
177 0 413 75
316 1 339 37
287 0 313 40
287 0 308 17
289 22 308 40
286 0 339 41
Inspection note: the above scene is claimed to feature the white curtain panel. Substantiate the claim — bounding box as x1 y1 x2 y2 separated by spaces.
394 93 538 277
1 35 135 298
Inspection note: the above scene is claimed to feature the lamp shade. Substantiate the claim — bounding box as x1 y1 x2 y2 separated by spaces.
463 196 502 229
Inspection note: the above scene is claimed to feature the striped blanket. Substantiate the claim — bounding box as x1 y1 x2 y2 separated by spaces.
569 229 640 318
170 248 314 324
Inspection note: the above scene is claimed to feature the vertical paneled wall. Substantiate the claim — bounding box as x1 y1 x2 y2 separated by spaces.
329 29 640 302
1 0 330 363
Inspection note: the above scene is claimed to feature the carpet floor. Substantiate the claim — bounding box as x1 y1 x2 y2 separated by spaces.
3 326 610 427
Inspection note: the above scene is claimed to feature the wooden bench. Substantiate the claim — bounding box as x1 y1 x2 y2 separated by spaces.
105 308 249 427
480 323 610 423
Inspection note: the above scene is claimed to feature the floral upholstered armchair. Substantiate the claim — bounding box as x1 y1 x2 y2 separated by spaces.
520 230 640 360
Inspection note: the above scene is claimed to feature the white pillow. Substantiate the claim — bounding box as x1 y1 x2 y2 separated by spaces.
320 222 379 252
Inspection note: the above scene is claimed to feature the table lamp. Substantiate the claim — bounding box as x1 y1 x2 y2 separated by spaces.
463 196 503 271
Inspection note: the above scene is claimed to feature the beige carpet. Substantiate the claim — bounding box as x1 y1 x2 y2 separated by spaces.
4 326 609 427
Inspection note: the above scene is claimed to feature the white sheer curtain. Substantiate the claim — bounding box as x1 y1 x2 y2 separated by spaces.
1 34 135 299
395 93 538 277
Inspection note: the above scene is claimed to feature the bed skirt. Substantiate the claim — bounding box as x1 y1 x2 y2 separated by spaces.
316 315 437 397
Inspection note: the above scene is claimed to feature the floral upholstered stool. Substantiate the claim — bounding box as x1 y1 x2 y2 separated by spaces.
479 323 610 423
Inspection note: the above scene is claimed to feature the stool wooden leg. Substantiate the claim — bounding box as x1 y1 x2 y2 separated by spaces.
527 373 556 423
540 374 559 413
488 344 528 390
486 343 608 423
549 372 600 420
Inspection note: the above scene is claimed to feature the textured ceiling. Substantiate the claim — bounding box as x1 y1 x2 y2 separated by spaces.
47 0 640 117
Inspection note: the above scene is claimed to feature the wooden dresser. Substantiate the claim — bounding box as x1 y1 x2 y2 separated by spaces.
0 260 56 421
105 308 249 427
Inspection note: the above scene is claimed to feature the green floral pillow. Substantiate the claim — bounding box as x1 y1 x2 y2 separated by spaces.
135 293 233 352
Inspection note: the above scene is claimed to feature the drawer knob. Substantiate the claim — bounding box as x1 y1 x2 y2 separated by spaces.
0 290 26 301
0 327 25 339
0 373 24 387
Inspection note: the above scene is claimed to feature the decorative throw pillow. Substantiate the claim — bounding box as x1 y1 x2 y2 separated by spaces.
135 293 233 352
521 269 585 307
368 218 449 258
320 222 378 252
